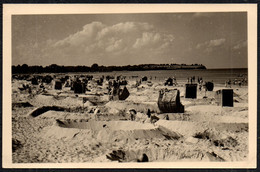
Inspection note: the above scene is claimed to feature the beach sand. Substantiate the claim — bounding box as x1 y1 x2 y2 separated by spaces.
12 78 248 163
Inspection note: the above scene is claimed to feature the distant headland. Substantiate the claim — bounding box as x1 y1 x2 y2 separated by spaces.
12 63 206 74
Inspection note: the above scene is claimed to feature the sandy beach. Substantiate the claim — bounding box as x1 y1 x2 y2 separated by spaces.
11 76 248 163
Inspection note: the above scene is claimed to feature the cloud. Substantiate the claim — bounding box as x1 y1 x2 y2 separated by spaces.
196 38 226 51
105 39 123 52
208 38 226 47
233 40 247 50
54 21 155 51
133 32 174 49
13 21 175 66
47 21 175 65
54 21 105 47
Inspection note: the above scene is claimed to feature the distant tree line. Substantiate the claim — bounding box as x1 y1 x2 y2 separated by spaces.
12 63 206 74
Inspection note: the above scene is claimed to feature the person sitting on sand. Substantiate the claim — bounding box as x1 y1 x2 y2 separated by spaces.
150 114 159 124
129 109 136 121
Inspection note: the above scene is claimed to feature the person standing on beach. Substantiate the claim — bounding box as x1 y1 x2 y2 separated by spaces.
238 80 242 87
174 77 177 86
147 109 151 118
227 79 232 88
199 81 202 91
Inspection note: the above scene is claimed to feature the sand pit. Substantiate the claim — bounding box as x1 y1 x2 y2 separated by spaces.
27 106 67 117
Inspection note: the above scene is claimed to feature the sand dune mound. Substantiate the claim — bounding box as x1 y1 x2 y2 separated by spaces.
155 119 247 136
156 120 205 136
105 101 160 113
185 105 248 123
84 101 94 107
56 120 155 130
34 111 89 120
12 102 33 108
41 120 180 143
96 129 173 142
209 122 248 133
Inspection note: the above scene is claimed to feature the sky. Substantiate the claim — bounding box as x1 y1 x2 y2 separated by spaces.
12 12 247 69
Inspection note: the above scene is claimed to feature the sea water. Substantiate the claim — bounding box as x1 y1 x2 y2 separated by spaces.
85 68 247 85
